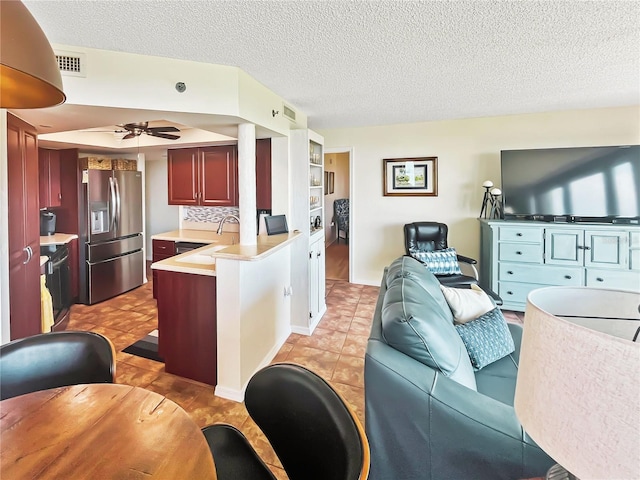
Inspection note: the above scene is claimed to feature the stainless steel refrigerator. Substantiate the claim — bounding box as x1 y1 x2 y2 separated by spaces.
79 169 144 304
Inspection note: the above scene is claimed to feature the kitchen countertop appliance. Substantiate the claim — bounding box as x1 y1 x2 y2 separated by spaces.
40 210 56 236
78 169 144 304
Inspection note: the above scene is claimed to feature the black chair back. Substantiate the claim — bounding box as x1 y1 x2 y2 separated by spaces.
0 331 115 400
404 221 449 254
245 363 368 480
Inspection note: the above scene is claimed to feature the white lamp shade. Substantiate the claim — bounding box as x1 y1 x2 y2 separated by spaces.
515 287 640 480
490 188 502 196
482 180 494 188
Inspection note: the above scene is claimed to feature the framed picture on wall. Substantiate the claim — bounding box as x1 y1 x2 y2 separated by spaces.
324 171 335 195
383 157 438 196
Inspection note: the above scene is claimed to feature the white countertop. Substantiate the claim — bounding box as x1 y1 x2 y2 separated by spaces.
40 233 78 246
151 229 225 243
151 231 302 276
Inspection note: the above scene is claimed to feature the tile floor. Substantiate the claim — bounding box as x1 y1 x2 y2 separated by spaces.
68 277 380 479
68 275 524 479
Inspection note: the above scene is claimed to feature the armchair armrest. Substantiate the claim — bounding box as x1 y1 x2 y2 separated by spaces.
457 254 479 281
480 285 503 306
456 254 477 265
365 339 553 480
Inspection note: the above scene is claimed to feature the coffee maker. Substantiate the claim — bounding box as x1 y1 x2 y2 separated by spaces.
40 210 56 236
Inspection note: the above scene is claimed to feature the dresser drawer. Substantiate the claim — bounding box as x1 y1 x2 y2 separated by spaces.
498 282 540 306
499 263 583 286
630 232 640 249
586 269 640 291
499 243 542 263
499 227 542 243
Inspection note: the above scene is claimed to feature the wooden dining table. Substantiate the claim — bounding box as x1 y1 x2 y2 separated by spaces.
0 383 217 479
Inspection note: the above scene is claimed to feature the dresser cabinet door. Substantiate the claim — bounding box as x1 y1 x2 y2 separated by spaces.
584 230 628 269
545 228 583 265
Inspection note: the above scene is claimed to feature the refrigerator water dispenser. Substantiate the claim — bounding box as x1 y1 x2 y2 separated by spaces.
91 204 109 234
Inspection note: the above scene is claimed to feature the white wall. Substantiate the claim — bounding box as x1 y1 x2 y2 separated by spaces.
318 106 640 286
0 110 9 344
145 157 179 259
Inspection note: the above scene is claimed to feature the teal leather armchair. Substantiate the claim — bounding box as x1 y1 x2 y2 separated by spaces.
365 256 553 480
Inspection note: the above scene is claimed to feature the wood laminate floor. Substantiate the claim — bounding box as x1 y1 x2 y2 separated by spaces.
325 240 349 281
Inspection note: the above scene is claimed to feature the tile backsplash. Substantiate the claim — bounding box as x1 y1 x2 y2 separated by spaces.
183 206 239 223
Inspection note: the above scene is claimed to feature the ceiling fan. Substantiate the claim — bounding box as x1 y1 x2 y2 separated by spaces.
117 121 180 140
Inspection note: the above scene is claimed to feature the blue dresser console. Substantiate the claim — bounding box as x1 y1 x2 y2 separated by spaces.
479 220 640 311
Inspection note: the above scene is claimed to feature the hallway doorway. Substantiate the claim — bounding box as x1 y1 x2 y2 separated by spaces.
324 148 352 282
325 242 349 280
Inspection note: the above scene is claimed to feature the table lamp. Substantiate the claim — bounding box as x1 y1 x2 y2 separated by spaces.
479 180 494 218
515 286 640 480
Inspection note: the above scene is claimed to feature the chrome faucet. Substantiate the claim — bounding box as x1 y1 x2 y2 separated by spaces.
216 214 240 235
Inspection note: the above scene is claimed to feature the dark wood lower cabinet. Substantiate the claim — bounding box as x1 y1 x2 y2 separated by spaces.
152 240 176 299
7 113 41 340
156 270 217 386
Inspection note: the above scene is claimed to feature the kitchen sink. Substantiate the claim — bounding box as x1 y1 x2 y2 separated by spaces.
174 245 227 265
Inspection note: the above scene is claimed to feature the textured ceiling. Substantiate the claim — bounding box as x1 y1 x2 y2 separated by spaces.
23 0 640 130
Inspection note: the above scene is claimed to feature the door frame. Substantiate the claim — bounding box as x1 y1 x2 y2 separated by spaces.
324 146 353 283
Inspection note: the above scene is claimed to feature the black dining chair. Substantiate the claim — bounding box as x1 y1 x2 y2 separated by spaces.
202 363 370 480
0 331 116 400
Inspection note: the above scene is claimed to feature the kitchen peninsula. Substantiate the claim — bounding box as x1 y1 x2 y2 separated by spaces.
151 230 301 401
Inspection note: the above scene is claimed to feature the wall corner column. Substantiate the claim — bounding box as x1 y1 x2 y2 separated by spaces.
238 123 257 245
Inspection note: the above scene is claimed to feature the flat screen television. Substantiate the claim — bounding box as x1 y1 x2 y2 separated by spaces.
500 145 640 224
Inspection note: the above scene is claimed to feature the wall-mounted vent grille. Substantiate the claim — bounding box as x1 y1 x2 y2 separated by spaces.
54 50 86 77
283 104 296 122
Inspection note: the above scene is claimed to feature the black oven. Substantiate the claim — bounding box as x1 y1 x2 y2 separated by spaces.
41 244 71 329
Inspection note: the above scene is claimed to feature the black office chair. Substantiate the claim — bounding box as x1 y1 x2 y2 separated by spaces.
202 363 370 480
404 222 479 285
404 222 502 304
0 331 116 400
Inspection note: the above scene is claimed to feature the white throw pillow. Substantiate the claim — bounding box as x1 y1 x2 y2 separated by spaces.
440 284 495 324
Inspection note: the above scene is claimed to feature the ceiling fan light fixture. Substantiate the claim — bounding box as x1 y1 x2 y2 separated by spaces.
0 0 66 108
118 121 181 140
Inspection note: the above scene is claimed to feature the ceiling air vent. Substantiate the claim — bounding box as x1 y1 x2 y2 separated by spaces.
54 50 86 77
283 104 296 123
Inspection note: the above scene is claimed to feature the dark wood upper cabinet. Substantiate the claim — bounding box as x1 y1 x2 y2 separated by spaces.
168 146 237 206
7 113 41 340
168 148 199 205
168 142 271 209
201 146 238 206
38 148 61 208
256 138 272 211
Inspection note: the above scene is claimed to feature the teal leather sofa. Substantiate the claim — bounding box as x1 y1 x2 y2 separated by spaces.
365 256 554 480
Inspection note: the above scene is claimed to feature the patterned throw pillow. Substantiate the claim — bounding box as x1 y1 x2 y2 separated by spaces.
455 307 515 371
409 247 462 275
